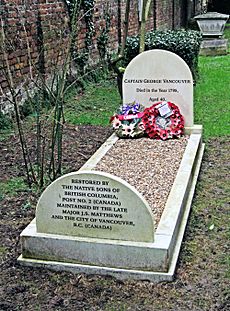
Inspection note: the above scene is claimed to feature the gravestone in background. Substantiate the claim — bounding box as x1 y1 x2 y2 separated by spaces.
36 171 154 242
123 49 193 127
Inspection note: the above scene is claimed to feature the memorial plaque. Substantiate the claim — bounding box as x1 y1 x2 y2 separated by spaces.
123 49 194 127
36 171 154 242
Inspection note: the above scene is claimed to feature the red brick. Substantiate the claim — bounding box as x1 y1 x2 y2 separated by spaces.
0 0 204 99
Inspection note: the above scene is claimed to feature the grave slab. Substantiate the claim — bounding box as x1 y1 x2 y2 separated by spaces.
18 49 205 282
18 137 204 282
19 129 204 281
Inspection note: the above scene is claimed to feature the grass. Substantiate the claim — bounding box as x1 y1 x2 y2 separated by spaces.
224 23 230 42
64 80 121 127
0 177 28 199
194 54 230 139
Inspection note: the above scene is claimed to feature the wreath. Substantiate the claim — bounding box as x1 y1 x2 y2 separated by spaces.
110 102 145 138
110 101 184 140
142 101 184 140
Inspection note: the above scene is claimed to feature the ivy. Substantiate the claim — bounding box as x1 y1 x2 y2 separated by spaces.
64 0 95 50
64 0 95 71
82 0 95 51
0 110 12 130
64 0 75 20
97 5 111 61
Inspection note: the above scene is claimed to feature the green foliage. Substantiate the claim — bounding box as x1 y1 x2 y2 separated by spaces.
187 18 200 31
64 0 77 19
65 0 95 71
124 29 202 79
0 177 28 198
80 0 95 69
74 52 89 74
97 6 111 61
0 110 12 130
21 200 32 210
194 54 230 139
19 101 34 118
82 0 95 47
65 80 120 126
64 0 95 24
224 23 230 39
224 23 230 52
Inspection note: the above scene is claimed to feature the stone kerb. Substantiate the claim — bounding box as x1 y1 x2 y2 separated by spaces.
36 171 155 243
123 49 194 127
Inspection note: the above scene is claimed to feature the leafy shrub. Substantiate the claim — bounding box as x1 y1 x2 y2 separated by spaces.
0 110 12 130
123 29 202 79
187 18 200 31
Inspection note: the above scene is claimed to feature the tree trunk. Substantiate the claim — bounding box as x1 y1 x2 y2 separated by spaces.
139 0 152 53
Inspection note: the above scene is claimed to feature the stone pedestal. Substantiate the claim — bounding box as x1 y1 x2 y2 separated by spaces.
200 39 228 56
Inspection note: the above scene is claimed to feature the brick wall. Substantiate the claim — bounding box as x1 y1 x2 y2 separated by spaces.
0 0 203 108
0 0 69 109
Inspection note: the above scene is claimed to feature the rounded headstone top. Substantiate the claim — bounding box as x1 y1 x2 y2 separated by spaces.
36 170 155 242
123 49 194 127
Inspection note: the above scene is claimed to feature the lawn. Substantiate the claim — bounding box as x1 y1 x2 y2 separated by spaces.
64 80 121 127
194 54 230 138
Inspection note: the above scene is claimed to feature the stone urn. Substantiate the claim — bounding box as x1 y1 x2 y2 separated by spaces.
194 12 229 37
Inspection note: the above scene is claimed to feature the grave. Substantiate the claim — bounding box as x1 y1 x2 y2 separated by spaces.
18 50 204 282
194 12 229 56
194 12 229 38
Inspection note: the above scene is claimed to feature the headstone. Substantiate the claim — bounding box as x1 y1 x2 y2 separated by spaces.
123 49 194 127
36 170 154 242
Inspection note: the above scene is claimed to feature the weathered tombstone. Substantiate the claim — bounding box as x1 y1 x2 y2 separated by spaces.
19 49 204 282
194 12 229 37
36 171 154 242
194 12 229 56
200 38 228 56
123 49 193 127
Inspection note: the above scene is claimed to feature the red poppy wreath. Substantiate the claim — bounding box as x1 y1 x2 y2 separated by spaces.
142 101 184 140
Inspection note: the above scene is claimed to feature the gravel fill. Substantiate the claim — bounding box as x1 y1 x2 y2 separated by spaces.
95 136 189 228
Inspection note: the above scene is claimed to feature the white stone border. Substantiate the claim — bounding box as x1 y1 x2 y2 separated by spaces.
18 127 204 282
79 133 119 171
